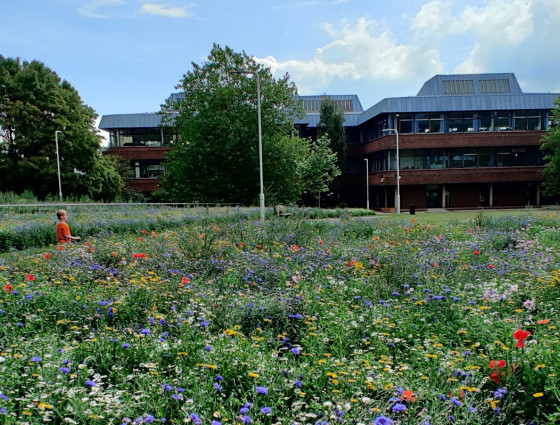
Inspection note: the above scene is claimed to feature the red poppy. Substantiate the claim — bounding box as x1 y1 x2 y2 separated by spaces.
181 276 190 284
44 254 51 259
142 230 147 234
57 246 63 250
488 264 494 269
489 360 506 370
490 371 500 384
473 250 479 255
537 319 549 325
25 274 35 281
3 284 14 293
513 329 530 348
402 390 415 401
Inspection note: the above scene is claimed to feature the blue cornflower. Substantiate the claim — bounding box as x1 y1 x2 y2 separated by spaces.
172 394 183 400
145 415 155 424
162 384 173 391
141 329 151 335
373 415 393 425
451 398 461 407
31 356 41 363
392 403 406 413
204 345 212 351
60 367 70 374
291 347 300 355
86 380 95 387
190 413 202 425
211 421 221 425
242 416 251 424
260 407 271 414
256 386 268 395
295 379 302 388
213 383 222 392
0 408 6 414
122 342 130 348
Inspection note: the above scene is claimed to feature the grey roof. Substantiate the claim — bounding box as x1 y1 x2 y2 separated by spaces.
99 73 559 130
417 73 523 96
295 94 364 112
99 113 164 129
357 93 558 124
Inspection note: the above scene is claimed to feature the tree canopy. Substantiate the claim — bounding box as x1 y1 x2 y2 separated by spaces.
318 96 347 172
160 44 317 205
0 56 123 201
541 97 560 197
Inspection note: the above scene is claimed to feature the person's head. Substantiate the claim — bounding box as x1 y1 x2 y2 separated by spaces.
56 209 67 220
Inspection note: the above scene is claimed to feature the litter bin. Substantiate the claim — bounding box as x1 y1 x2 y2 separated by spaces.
409 204 416 215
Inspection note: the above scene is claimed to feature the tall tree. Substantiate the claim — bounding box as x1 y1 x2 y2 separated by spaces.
160 44 308 205
318 96 347 172
0 56 123 200
541 97 560 197
299 135 341 207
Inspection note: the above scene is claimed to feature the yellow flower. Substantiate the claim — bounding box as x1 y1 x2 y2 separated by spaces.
326 372 337 378
248 372 259 378
533 392 544 398
534 364 546 370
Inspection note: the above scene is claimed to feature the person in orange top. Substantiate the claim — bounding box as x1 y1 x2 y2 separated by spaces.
56 209 80 243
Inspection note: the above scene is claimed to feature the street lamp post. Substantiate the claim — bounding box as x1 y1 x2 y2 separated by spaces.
364 158 369 210
382 128 400 214
55 130 63 202
231 70 265 222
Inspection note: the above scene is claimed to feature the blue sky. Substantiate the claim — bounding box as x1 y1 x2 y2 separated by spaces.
3 0 560 124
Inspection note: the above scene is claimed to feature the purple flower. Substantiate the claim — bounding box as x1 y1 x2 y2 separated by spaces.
86 380 96 387
256 386 268 395
190 413 202 425
211 421 221 425
451 398 461 407
374 416 393 425
213 383 222 392
172 394 183 400
204 345 212 351
141 329 151 335
260 407 271 414
242 416 251 424
145 415 155 424
31 356 41 363
60 367 70 374
291 347 300 355
122 343 130 348
392 403 406 413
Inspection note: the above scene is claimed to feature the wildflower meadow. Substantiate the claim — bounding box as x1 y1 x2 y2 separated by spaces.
0 208 559 424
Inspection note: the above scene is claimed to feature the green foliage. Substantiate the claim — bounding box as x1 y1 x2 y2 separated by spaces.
160 44 307 205
541 96 560 197
0 56 124 201
318 95 347 172
299 135 341 206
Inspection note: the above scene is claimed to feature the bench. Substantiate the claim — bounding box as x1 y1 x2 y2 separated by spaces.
274 205 292 217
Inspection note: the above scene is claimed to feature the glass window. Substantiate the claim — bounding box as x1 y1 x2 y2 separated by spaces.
479 112 493 131
496 111 510 130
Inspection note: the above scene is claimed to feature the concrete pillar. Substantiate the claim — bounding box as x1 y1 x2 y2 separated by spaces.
489 183 494 207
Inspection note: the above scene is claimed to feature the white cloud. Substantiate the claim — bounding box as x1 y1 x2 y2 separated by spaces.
412 0 533 45
454 43 485 74
78 0 126 19
256 17 443 95
139 3 190 18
